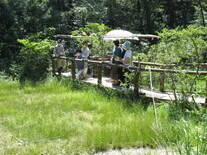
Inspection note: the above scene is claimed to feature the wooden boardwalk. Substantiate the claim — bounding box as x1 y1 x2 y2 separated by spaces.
62 72 206 104
53 58 207 105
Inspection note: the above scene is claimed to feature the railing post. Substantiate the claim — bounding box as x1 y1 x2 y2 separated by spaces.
66 58 69 72
97 64 102 85
205 79 207 106
159 72 165 92
71 58 76 79
134 69 141 98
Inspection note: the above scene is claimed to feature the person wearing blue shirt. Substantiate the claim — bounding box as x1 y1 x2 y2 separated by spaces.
75 49 85 70
107 40 122 63
75 49 86 79
106 40 123 85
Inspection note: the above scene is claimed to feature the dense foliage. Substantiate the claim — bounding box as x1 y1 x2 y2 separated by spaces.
149 25 207 64
1 1 207 154
1 0 207 77
71 22 112 56
17 33 55 82
142 26 207 113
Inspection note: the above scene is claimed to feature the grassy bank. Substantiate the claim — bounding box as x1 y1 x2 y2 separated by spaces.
0 78 206 154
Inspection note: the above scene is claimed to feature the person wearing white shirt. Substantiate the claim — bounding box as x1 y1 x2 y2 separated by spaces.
121 41 132 66
81 41 90 59
118 41 132 88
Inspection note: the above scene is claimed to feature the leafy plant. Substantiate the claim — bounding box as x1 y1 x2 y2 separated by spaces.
147 25 207 111
18 33 55 82
71 22 112 57
173 120 207 155
149 25 207 64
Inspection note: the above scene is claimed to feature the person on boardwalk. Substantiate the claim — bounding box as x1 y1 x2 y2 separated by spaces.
106 40 123 85
81 41 90 59
75 49 87 79
120 41 132 88
53 39 66 75
121 41 132 66
107 40 122 63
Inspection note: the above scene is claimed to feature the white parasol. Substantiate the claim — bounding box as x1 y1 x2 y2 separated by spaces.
133 34 160 38
102 30 139 40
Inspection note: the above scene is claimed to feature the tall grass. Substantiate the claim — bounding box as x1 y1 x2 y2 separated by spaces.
0 78 204 154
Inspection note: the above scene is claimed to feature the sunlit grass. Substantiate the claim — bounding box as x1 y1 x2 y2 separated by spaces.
0 78 189 154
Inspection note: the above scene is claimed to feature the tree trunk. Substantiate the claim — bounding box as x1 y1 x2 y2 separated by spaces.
143 0 153 33
197 0 206 27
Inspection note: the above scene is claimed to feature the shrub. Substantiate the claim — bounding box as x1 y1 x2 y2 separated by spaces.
149 25 207 64
147 25 207 111
18 34 55 82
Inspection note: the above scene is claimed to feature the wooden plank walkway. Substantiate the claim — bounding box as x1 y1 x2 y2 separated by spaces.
61 72 206 104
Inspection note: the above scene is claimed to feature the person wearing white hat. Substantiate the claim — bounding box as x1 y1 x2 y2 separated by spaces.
118 41 132 88
121 41 132 66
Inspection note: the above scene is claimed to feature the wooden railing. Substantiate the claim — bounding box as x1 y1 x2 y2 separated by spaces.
52 57 207 104
133 61 207 93
133 61 207 67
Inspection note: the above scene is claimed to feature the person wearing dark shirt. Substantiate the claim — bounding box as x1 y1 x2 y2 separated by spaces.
75 49 86 79
106 40 123 85
76 50 85 70
107 40 122 63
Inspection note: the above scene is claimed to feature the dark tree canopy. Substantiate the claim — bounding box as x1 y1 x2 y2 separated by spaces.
0 0 206 75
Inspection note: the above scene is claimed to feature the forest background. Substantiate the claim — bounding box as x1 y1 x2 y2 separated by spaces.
0 0 207 79
1 1 207 154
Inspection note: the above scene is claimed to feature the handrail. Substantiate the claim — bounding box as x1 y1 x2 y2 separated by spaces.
52 57 207 104
56 56 69 60
70 58 207 75
140 67 207 75
53 57 207 75
55 57 207 68
133 61 207 67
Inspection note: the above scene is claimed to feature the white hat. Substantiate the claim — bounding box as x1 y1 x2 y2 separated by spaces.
122 41 131 50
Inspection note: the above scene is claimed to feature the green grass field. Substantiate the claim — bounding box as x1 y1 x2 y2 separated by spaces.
0 78 205 154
